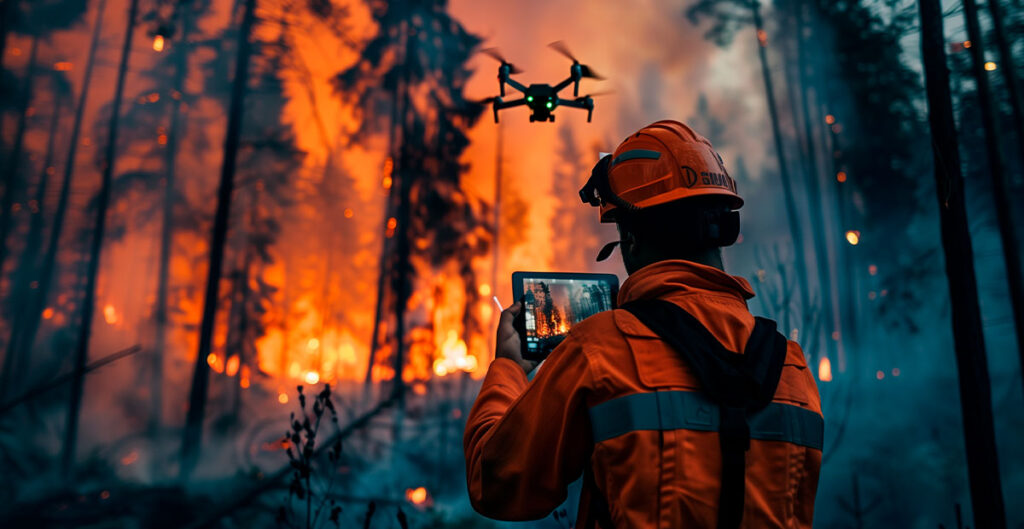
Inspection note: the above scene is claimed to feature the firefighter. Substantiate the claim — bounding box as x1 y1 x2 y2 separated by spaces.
463 120 823 528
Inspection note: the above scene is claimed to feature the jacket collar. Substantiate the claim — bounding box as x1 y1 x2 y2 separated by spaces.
617 259 756 306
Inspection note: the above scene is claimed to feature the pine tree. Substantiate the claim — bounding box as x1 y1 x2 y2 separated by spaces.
333 0 487 438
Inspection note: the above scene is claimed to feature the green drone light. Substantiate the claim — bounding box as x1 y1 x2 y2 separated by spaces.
546 101 553 109
527 96 533 102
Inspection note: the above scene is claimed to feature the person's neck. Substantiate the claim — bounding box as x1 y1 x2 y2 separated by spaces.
627 250 724 274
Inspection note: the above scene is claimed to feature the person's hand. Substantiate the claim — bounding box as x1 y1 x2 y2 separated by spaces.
495 301 539 374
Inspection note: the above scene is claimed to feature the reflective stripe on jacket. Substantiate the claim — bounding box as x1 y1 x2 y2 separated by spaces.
464 260 823 528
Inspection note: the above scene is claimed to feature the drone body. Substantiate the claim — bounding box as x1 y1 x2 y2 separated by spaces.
482 42 604 123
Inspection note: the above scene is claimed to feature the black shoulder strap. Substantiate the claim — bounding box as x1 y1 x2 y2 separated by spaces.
621 298 788 529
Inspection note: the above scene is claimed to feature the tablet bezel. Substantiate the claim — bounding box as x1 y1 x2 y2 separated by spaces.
511 271 620 361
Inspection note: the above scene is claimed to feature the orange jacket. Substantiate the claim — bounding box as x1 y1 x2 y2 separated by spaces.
464 260 823 528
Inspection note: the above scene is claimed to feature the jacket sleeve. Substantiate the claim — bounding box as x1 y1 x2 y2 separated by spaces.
463 339 594 520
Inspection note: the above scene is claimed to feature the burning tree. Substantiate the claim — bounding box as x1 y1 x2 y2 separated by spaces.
333 0 489 428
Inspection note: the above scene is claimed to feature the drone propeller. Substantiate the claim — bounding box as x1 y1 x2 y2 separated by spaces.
480 47 523 74
548 41 604 79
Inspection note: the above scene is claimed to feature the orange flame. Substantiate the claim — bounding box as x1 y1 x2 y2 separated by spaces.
818 357 832 382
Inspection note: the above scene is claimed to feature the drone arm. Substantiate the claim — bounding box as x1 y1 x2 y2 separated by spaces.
556 98 595 122
492 98 528 123
552 76 576 95
504 77 529 94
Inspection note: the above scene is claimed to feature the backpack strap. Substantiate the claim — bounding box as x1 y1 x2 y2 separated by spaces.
620 298 789 529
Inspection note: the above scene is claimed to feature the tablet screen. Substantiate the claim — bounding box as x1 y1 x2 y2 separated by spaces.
513 272 618 359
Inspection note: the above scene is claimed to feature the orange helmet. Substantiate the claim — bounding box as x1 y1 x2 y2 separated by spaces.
579 120 743 223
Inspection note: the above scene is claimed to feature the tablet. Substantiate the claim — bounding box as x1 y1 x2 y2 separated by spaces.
511 271 620 361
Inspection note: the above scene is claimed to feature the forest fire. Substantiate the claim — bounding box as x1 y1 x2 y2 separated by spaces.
1 0 1021 527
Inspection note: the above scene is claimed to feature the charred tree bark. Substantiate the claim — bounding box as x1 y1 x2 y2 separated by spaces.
961 0 1024 401
151 2 194 444
180 0 257 479
918 0 1007 526
751 1 811 345
62 0 140 477
5 0 107 401
0 94 61 396
0 0 15 75
389 20 415 444
0 34 38 282
986 0 1024 175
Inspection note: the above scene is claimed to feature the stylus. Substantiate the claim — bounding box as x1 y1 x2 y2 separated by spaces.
492 296 504 311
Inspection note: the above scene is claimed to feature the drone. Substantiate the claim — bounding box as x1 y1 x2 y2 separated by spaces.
481 41 608 123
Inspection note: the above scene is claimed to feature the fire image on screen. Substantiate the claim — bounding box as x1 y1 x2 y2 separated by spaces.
522 278 613 355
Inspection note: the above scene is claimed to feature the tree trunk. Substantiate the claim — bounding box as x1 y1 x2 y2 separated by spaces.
985 0 1024 176
0 93 61 398
750 1 811 344
0 34 39 282
7 0 107 402
0 0 16 75
180 0 257 479
62 0 140 478
389 19 414 445
794 1 838 366
961 0 1024 401
151 2 194 450
918 0 1007 526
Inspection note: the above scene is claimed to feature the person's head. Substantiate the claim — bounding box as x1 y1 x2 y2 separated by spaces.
614 195 738 274
579 120 743 274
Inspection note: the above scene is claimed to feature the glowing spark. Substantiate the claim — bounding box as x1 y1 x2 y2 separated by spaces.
818 357 832 382
152 35 165 52
825 114 836 125
963 40 972 48
845 230 860 245
382 175 393 189
226 355 240 377
478 284 492 297
876 370 885 380
344 208 354 218
304 371 320 385
868 264 878 275
984 61 997 71
103 304 119 324
308 338 320 350
54 61 72 71
836 171 847 183
278 393 289 404
42 307 54 319
121 450 139 465
405 487 428 505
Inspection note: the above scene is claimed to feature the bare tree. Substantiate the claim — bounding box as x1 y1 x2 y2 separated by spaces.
181 0 258 479
62 0 141 477
918 0 1007 525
